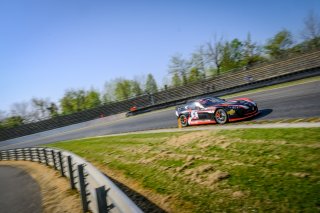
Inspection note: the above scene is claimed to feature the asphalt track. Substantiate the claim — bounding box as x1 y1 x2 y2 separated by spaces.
1 80 320 150
0 165 42 213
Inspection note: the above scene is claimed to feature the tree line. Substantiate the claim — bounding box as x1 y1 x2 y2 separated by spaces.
1 11 319 129
168 12 320 86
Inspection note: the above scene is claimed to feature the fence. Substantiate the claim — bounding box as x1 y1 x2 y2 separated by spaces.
0 147 143 213
1 49 320 141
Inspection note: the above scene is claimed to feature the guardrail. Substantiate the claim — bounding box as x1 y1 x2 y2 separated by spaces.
1 49 320 141
0 147 143 213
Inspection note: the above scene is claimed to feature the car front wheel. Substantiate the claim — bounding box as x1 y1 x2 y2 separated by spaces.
179 114 189 127
215 109 228 124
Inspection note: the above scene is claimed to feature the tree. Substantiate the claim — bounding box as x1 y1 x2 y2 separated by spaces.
1 116 24 128
102 81 117 103
114 79 132 100
242 33 264 66
190 47 206 77
131 80 143 96
265 29 294 59
47 103 59 117
171 73 182 87
145 74 158 94
168 54 189 84
204 38 224 75
10 101 32 123
60 89 86 114
60 91 74 114
31 98 52 120
220 39 244 72
188 67 202 83
84 89 101 109
0 110 6 122
301 11 320 49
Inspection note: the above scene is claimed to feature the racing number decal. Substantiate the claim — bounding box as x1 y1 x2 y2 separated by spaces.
191 110 199 119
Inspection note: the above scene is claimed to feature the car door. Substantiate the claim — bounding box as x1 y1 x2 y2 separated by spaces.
188 102 200 121
190 102 210 120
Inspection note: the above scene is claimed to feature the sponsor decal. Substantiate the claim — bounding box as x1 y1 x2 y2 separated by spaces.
227 109 236 115
191 110 199 119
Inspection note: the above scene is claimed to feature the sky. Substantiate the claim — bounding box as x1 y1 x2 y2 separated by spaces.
0 0 319 113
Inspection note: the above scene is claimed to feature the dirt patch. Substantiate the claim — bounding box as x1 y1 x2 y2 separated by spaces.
197 135 233 149
0 161 81 213
183 164 230 188
165 131 234 150
166 131 210 147
205 170 230 184
291 172 311 178
232 191 246 198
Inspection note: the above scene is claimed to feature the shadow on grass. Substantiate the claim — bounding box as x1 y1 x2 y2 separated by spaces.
103 173 167 213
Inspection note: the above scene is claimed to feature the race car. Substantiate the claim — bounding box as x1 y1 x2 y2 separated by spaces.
176 97 259 127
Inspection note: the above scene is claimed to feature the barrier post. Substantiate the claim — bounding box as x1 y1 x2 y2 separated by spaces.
67 156 75 189
58 152 65 177
43 149 49 166
96 186 108 212
51 150 57 170
78 164 89 213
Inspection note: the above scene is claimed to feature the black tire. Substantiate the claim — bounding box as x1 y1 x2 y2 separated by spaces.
215 108 228 124
179 114 189 127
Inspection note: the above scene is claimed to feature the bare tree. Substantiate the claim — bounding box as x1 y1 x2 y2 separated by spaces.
31 98 52 120
301 10 320 41
300 11 320 49
102 80 117 103
0 110 7 121
190 46 206 77
204 36 224 75
10 101 32 123
168 53 190 84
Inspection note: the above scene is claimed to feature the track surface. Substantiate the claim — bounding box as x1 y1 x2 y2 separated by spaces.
1 80 320 150
0 166 42 213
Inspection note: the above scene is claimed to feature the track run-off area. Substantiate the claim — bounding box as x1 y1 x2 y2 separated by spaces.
1 78 320 150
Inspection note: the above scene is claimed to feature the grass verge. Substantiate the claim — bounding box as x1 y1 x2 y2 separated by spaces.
47 128 320 212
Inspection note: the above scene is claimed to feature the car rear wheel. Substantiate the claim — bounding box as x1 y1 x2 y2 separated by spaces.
215 109 228 124
179 114 189 127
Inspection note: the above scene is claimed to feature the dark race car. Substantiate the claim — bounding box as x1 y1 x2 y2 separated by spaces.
175 97 259 127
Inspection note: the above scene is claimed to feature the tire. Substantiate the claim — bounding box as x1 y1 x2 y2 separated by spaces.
215 109 228 124
179 114 189 127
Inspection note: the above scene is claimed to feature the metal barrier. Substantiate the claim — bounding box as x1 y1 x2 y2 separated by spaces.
1 49 320 141
0 147 143 213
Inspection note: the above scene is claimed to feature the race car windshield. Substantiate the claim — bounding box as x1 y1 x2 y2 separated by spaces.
200 98 225 107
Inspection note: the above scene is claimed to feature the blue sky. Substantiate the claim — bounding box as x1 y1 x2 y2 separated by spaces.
0 0 319 112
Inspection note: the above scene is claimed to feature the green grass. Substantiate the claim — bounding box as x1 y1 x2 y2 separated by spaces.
47 128 320 212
